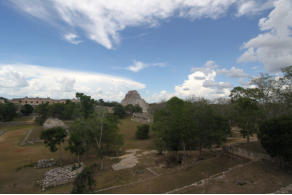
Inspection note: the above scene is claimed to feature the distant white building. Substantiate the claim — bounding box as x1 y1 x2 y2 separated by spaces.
9 97 79 106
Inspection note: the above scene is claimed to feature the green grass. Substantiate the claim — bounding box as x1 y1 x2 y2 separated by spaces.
118 117 155 150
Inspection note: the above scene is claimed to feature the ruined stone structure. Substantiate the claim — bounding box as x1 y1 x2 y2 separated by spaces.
9 97 79 106
131 113 152 123
43 118 68 130
36 159 57 169
121 90 149 113
39 163 84 190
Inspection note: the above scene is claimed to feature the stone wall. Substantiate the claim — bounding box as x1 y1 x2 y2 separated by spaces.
223 144 271 161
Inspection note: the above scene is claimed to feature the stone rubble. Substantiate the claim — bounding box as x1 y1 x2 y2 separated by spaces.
38 163 84 191
35 159 57 169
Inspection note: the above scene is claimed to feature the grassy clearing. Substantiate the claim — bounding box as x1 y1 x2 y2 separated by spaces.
180 160 292 194
102 154 246 194
118 117 155 150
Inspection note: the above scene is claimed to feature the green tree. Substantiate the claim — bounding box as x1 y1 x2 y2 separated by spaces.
20 104 33 116
258 116 292 165
125 104 142 115
76 92 95 118
35 103 49 125
67 129 87 165
187 100 231 157
40 127 67 161
0 102 17 122
69 110 123 170
71 165 96 194
136 124 150 139
152 97 230 159
230 87 261 142
113 104 126 118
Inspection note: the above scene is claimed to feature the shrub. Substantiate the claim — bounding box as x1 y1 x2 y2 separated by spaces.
136 124 150 139
258 116 292 163
20 104 33 116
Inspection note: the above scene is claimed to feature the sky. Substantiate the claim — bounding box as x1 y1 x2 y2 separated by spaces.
0 0 292 103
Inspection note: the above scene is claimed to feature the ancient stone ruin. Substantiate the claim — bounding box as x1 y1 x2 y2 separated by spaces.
35 159 57 169
131 113 152 123
43 118 68 130
38 163 84 191
121 90 149 113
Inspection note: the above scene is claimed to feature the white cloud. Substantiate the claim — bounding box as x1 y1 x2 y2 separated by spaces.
64 33 82 45
236 0 274 17
9 0 273 49
0 66 28 88
217 66 248 78
175 60 231 99
127 61 147 72
127 60 166 72
238 0 292 72
0 64 145 101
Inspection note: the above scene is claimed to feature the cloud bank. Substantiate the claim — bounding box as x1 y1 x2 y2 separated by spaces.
0 64 145 101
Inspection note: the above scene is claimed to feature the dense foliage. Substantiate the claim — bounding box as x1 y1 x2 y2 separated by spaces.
20 104 33 116
125 104 142 114
72 165 96 194
152 97 230 155
136 124 150 139
113 104 127 118
69 110 123 169
40 127 67 152
258 117 292 163
0 102 17 122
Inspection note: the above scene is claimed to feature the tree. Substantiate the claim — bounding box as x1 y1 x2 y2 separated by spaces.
71 165 96 194
35 103 49 125
0 102 17 122
113 104 126 118
136 124 150 139
187 100 231 157
230 87 261 142
125 104 142 115
76 92 95 118
258 116 292 165
67 128 87 165
20 104 33 116
68 110 123 170
40 127 67 161
152 97 230 159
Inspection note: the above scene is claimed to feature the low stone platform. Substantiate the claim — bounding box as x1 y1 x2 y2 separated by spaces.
35 159 57 169
39 163 84 190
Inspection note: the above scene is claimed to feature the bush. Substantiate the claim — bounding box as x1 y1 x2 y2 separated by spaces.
72 165 96 194
20 104 33 116
136 124 150 139
0 102 17 122
258 116 292 163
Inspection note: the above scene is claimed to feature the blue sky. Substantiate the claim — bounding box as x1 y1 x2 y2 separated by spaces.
0 0 291 102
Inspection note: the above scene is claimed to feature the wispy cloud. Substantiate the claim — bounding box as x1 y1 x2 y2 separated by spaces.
9 0 273 49
127 60 166 72
64 33 82 45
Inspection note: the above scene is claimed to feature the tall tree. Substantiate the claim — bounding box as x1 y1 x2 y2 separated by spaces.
76 92 95 119
258 116 292 165
72 165 96 194
40 127 67 162
152 97 230 158
20 104 33 116
230 87 261 142
0 102 17 122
